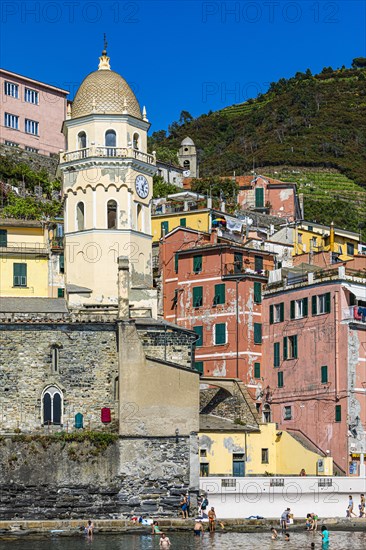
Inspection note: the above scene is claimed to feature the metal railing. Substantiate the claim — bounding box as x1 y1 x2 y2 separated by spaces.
60 146 155 165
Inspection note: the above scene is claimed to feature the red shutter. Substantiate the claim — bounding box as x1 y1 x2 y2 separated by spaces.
101 407 111 423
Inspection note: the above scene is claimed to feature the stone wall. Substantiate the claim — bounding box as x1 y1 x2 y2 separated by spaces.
138 327 193 368
0 144 59 179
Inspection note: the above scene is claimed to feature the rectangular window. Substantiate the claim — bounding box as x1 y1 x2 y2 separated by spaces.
4 140 19 147
298 232 303 244
261 448 269 464
174 252 179 273
161 220 169 236
25 146 38 153
312 292 331 315
271 302 284 323
13 263 27 287
255 187 264 208
0 229 7 247
57 288 65 298
291 298 308 319
254 362 261 379
347 242 354 256
200 449 207 457
215 323 226 345
214 283 225 305
234 252 243 273
180 218 186 227
283 335 298 359
254 323 262 344
277 371 284 388
193 286 203 308
194 326 203 347
335 405 341 422
233 453 245 477
4 81 18 98
274 342 280 367
51 346 59 372
4 112 19 129
321 365 328 384
193 255 202 273
59 253 64 273
25 88 39 104
25 119 39 135
195 361 204 374
284 406 292 420
254 255 263 273
200 462 209 476
254 281 262 304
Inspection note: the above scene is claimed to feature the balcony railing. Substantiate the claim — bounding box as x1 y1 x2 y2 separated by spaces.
51 237 64 250
60 147 155 165
223 262 268 278
343 305 366 323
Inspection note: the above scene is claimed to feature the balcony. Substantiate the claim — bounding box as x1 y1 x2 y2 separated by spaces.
51 237 64 250
343 305 366 323
60 146 155 165
223 262 268 279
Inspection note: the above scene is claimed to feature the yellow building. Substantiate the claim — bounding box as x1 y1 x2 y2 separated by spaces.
294 222 360 259
199 415 332 476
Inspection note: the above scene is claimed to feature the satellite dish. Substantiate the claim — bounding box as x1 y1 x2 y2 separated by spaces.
183 170 191 177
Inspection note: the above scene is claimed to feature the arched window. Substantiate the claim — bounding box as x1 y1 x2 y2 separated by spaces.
105 129 116 156
133 133 140 150
43 386 62 425
107 200 117 229
76 202 85 231
263 403 271 423
183 160 190 170
51 344 61 372
137 204 143 232
78 131 87 149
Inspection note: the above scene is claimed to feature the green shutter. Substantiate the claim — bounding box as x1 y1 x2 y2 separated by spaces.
255 187 264 208
0 229 7 247
174 252 179 273
59 253 64 272
75 412 83 429
161 221 169 236
293 335 298 358
195 361 204 374
254 255 263 272
254 362 261 379
194 326 203 347
303 297 308 317
215 323 226 345
193 255 202 273
283 337 288 360
180 218 186 227
214 283 225 305
13 263 27 287
270 305 274 324
335 405 341 422
312 295 317 315
325 292 331 313
278 371 284 388
193 286 203 307
290 300 295 320
254 323 262 344
57 288 64 298
280 302 284 322
274 342 280 367
321 365 328 384
254 282 262 304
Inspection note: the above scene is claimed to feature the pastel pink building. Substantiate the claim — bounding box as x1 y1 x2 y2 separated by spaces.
262 263 366 475
0 68 68 155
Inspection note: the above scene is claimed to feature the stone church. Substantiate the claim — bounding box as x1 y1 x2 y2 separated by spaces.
0 47 200 519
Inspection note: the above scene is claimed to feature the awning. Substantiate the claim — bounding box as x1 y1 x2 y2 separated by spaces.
343 283 366 302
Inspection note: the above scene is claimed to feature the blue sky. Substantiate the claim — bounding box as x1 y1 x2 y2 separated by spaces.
1 1 365 132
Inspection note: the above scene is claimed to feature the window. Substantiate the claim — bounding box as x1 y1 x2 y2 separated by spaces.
4 112 18 129
215 323 226 345
105 129 116 155
59 253 64 273
254 255 263 272
195 361 204 374
321 365 328 384
312 292 331 315
283 335 298 359
180 218 186 227
298 232 303 244
51 345 60 372
270 302 284 324
4 81 18 98
194 326 203 347
174 253 179 273
183 160 190 170
114 376 119 400
311 237 317 249
133 132 139 150
347 242 354 256
161 220 169 236
274 342 280 367
214 283 225 305
25 88 39 104
76 202 85 231
335 405 341 422
43 386 62 425
57 288 64 298
234 252 243 273
193 286 203 308
200 449 207 458
25 119 39 135
233 453 245 477
25 146 38 153
13 263 27 287
254 281 262 304
254 362 261 379
107 200 117 229
277 371 284 388
284 406 292 420
193 255 202 273
5 140 19 147
78 131 87 149
290 298 308 319
0 230 7 247
263 404 271 423
254 323 262 344
200 462 209 476
75 412 84 429
255 187 264 208
261 448 269 464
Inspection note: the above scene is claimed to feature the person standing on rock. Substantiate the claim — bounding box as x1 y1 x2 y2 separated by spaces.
208 507 216 532
280 508 290 532
179 493 188 518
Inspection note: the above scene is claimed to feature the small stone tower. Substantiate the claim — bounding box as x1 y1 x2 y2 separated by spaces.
178 136 199 178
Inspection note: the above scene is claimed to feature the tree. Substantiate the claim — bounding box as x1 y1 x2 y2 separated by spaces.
152 175 181 199
155 147 178 165
179 111 193 125
352 57 366 69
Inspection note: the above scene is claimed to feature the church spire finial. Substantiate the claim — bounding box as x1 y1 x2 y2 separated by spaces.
98 34 110 70
102 33 108 55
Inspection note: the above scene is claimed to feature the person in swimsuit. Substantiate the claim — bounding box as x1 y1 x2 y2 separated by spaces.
194 519 204 536
320 525 329 548
152 521 162 534
271 527 278 539
208 507 216 532
347 495 357 517
85 520 94 537
280 508 290 532
159 533 171 548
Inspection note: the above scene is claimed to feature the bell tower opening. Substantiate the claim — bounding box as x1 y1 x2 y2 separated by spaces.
107 200 117 229
105 129 116 156
76 202 85 231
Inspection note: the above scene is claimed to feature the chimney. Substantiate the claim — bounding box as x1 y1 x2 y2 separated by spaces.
117 256 130 319
207 196 212 209
330 221 335 253
210 227 218 244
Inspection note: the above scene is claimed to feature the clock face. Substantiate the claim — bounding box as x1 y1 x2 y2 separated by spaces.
135 175 149 199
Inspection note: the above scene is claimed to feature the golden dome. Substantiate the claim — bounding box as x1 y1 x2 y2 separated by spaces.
71 57 142 120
